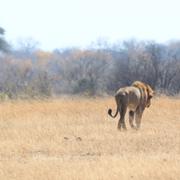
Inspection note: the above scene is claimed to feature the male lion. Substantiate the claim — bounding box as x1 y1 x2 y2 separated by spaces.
108 81 154 130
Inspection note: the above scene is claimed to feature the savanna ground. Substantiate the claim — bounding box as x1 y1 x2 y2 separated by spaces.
0 96 179 180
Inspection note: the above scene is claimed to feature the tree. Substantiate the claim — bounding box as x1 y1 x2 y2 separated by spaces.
0 27 9 52
12 38 39 59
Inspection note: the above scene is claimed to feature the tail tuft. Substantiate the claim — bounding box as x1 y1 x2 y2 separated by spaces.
108 109 112 116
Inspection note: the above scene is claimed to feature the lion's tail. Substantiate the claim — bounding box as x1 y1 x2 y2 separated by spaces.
108 108 118 118
108 95 119 118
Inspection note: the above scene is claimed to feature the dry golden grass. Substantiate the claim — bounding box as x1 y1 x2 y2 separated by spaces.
0 96 180 180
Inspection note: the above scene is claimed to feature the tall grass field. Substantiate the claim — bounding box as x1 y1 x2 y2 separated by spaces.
0 96 179 180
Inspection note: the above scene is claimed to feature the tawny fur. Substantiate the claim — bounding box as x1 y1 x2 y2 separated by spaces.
108 81 154 130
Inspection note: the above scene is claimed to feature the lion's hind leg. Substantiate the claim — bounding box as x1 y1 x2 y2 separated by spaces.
129 111 136 129
117 102 127 131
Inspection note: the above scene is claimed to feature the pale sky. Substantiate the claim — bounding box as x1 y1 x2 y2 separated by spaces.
1 0 180 50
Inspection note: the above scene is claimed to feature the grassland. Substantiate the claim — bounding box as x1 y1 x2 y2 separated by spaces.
0 96 179 180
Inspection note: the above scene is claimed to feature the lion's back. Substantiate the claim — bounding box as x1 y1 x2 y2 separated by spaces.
116 86 141 111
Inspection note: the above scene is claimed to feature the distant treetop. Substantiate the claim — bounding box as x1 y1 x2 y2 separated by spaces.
0 27 10 52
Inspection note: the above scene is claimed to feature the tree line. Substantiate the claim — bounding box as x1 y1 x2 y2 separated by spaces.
0 27 180 99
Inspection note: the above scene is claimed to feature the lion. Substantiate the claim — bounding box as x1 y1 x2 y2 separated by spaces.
108 81 154 130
